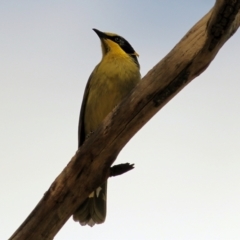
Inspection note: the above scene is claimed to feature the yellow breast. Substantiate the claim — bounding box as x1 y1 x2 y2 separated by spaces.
84 53 140 136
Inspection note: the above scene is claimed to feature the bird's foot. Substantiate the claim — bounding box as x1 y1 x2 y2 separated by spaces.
109 163 134 177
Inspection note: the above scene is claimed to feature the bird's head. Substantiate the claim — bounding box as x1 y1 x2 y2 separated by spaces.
93 28 139 66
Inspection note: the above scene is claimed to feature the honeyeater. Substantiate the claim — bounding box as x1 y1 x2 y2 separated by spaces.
73 29 141 227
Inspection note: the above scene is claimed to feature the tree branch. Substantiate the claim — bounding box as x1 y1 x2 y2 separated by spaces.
9 1 240 239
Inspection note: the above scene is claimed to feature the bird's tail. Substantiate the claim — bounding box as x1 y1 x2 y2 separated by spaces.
73 182 107 227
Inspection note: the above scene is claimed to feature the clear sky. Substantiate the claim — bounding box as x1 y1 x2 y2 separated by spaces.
1 1 240 239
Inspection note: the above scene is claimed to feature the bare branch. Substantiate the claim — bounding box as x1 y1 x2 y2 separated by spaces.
10 1 240 239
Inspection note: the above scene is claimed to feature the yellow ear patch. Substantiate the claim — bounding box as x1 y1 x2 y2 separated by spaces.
132 52 139 57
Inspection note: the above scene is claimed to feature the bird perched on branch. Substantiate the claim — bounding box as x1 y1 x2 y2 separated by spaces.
73 29 141 227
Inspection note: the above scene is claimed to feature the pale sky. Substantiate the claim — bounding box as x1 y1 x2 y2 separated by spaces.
1 1 240 239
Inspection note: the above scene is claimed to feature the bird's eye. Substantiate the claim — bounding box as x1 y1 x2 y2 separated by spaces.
115 37 120 42
115 37 124 46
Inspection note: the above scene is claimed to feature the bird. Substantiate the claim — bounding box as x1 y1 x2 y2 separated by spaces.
73 29 141 227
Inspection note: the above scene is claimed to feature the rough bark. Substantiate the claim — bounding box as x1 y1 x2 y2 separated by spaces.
9 1 240 239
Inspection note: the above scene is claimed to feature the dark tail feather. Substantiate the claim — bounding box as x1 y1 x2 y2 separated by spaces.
73 182 107 227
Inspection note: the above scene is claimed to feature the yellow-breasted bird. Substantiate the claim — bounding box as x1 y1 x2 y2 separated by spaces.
73 29 141 227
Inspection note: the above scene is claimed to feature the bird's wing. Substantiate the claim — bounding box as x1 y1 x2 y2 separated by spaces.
78 71 94 147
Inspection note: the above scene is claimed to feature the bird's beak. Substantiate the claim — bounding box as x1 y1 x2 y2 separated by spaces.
93 29 107 39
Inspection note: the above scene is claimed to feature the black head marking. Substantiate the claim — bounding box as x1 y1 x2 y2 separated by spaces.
108 35 139 67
